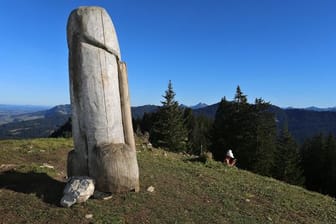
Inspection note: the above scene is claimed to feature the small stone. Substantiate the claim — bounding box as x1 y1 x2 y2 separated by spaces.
267 217 272 221
0 164 17 171
85 214 93 219
40 163 54 169
103 195 113 200
147 186 155 193
93 191 113 200
245 199 250 202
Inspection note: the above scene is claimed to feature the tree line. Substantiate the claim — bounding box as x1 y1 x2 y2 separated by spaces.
133 81 336 197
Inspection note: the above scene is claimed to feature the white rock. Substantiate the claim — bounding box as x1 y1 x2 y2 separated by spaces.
60 176 95 207
147 186 155 193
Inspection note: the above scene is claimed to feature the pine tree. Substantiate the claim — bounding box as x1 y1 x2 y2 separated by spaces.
140 112 159 133
234 85 247 105
233 86 254 168
211 87 277 175
274 125 304 185
184 108 212 155
301 133 336 196
183 108 195 153
211 97 234 161
324 134 336 196
301 134 325 192
150 80 187 152
250 98 277 177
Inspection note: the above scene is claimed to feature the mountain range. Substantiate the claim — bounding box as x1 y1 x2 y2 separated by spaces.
0 103 336 143
286 106 336 112
0 104 51 125
0 105 70 139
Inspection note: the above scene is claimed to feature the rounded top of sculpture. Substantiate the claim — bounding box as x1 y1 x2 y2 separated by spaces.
67 6 121 59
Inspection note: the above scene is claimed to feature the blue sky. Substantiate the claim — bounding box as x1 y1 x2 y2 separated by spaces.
0 0 335 107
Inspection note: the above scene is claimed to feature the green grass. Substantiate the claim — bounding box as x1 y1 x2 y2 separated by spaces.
0 138 336 223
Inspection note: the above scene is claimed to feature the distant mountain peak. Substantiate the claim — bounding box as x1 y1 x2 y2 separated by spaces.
190 103 208 109
284 106 336 112
304 106 336 112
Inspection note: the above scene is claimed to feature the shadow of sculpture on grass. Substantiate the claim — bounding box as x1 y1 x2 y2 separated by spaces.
0 170 65 206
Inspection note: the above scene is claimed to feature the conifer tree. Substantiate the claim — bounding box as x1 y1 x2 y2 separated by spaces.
234 85 248 105
211 87 277 175
185 110 212 155
192 115 213 155
274 125 304 185
250 98 277 176
324 134 336 196
183 108 195 152
231 86 254 169
211 97 233 161
301 134 325 191
301 133 336 196
150 80 187 152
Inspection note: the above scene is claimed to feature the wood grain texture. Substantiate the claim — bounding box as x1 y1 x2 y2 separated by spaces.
67 6 139 192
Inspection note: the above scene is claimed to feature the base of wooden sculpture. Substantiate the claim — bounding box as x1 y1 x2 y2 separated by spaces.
67 143 139 193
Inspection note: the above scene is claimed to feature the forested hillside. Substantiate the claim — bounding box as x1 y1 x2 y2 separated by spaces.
0 105 70 139
1 101 336 143
133 83 336 198
195 103 336 144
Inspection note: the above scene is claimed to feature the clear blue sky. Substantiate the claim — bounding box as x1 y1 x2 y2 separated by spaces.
0 0 335 107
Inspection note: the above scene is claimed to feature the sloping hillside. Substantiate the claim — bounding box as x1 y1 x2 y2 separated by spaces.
0 105 70 139
0 138 335 223
0 104 51 125
131 105 159 119
285 109 336 143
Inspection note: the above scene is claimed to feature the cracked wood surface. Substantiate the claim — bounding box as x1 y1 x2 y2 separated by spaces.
67 7 139 193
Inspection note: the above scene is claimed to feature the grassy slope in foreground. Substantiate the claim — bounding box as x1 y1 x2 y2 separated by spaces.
0 138 335 224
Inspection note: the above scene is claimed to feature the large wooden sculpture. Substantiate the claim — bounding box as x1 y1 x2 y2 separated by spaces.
66 6 139 193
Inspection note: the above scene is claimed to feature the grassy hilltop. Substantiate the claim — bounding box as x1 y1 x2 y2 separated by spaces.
0 138 335 224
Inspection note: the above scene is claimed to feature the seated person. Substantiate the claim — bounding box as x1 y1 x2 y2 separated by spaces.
224 149 236 167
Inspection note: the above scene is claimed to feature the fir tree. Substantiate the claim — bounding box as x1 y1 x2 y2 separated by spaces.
184 108 212 155
274 125 304 185
211 87 277 175
324 134 336 196
234 85 247 105
301 134 325 192
301 133 336 196
183 108 195 152
150 80 187 152
250 98 277 177
231 87 254 169
211 97 233 161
